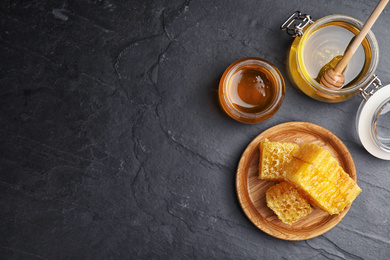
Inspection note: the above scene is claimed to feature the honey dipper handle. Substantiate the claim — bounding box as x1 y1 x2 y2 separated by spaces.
334 0 389 73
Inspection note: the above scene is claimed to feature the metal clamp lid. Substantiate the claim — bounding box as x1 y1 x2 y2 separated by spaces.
359 74 383 100
280 11 314 37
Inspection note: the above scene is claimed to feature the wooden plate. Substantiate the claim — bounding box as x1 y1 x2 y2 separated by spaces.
236 121 356 240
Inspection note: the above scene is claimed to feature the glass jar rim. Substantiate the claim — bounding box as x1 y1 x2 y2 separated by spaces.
220 57 285 120
297 14 379 96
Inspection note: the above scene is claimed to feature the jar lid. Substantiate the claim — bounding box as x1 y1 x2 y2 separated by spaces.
356 82 390 160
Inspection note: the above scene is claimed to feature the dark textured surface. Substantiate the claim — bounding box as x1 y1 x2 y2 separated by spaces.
1 0 390 259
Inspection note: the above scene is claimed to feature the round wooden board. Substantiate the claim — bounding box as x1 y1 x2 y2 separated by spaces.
236 121 356 240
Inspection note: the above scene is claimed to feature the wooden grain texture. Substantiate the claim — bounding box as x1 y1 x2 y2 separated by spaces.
236 121 356 240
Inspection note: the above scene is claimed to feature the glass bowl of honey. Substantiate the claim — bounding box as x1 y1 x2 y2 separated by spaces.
282 13 379 102
218 57 285 123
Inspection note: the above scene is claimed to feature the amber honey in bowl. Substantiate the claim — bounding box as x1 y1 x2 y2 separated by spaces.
229 64 276 113
219 58 285 124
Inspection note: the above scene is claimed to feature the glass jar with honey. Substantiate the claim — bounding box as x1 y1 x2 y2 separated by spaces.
281 12 379 102
218 57 285 124
281 11 390 160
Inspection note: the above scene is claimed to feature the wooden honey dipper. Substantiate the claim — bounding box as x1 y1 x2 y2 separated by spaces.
320 0 389 89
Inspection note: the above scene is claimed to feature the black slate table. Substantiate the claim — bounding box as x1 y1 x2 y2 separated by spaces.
1 1 390 259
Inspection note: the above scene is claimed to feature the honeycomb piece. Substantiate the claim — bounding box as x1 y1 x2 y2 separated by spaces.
284 143 362 214
295 143 329 164
266 181 313 225
259 139 299 181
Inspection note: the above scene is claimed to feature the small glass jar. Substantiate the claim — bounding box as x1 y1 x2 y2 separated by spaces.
219 57 285 123
282 12 379 102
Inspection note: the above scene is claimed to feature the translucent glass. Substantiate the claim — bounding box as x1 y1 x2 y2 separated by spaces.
372 98 390 152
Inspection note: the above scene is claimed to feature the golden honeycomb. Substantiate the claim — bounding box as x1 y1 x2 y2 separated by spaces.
283 143 362 214
259 139 299 181
266 181 313 225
